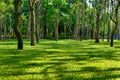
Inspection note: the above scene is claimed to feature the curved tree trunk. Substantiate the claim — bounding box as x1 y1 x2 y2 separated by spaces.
14 0 23 49
110 1 120 47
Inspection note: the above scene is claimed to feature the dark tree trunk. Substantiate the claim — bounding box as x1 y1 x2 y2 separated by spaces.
118 24 120 40
14 0 23 50
95 0 103 43
31 8 36 46
0 14 2 40
64 24 66 38
3 17 7 41
110 1 120 47
28 0 36 46
107 17 110 42
44 25 47 38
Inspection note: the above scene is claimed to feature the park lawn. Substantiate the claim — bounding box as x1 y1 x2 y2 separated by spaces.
0 39 120 80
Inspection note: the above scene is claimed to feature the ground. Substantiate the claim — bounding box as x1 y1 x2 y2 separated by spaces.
0 39 120 80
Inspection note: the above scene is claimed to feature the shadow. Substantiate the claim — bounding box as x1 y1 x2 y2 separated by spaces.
0 39 120 80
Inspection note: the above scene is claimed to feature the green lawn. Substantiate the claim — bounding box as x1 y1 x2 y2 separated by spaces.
0 39 120 80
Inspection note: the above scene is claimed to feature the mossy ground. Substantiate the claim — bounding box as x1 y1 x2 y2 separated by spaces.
0 39 120 80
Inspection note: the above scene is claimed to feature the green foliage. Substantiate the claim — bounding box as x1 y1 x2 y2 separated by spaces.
0 2 7 13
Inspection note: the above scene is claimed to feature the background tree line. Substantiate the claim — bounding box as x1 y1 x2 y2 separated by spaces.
0 0 120 49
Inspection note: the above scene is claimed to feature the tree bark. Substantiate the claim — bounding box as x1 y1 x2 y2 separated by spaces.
28 0 36 46
73 1 80 40
54 4 59 41
0 14 2 40
118 23 120 40
107 17 110 42
54 16 59 41
81 1 85 41
27 14 31 41
95 0 103 43
3 17 7 41
110 1 120 47
35 1 41 43
14 0 23 49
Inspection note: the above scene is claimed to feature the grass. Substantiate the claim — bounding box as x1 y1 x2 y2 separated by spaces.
0 39 120 80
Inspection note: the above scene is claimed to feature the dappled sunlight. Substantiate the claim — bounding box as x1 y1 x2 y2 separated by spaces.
0 39 120 80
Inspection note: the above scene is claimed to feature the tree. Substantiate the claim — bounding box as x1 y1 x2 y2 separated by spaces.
28 0 38 46
110 0 120 47
95 0 103 43
35 0 41 43
14 0 23 49
0 13 2 40
73 1 81 40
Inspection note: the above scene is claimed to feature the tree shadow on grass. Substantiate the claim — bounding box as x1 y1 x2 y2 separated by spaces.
0 40 120 80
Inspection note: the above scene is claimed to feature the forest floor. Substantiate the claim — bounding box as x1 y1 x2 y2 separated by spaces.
0 39 120 80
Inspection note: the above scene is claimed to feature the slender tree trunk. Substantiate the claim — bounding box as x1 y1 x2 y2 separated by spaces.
14 0 23 49
64 24 66 38
3 17 7 41
54 16 59 41
102 23 105 41
69 15 72 39
28 0 36 46
118 24 120 40
35 1 41 43
0 14 2 40
107 17 110 42
8 16 12 40
31 7 36 46
110 1 120 47
95 0 103 43
27 14 31 41
81 1 85 41
73 1 80 40
93 0 96 39
54 4 59 41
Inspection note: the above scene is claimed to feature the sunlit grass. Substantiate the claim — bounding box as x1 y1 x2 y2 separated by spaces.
0 39 120 80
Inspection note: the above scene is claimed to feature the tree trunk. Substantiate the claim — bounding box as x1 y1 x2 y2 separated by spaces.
3 17 7 41
73 2 80 40
93 0 96 40
107 17 110 42
0 14 2 40
54 4 59 41
110 1 120 47
64 24 66 38
95 0 103 43
31 8 36 46
54 17 59 41
118 24 120 40
27 14 31 41
8 16 12 40
35 1 41 43
81 1 85 41
28 0 36 46
14 0 23 50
